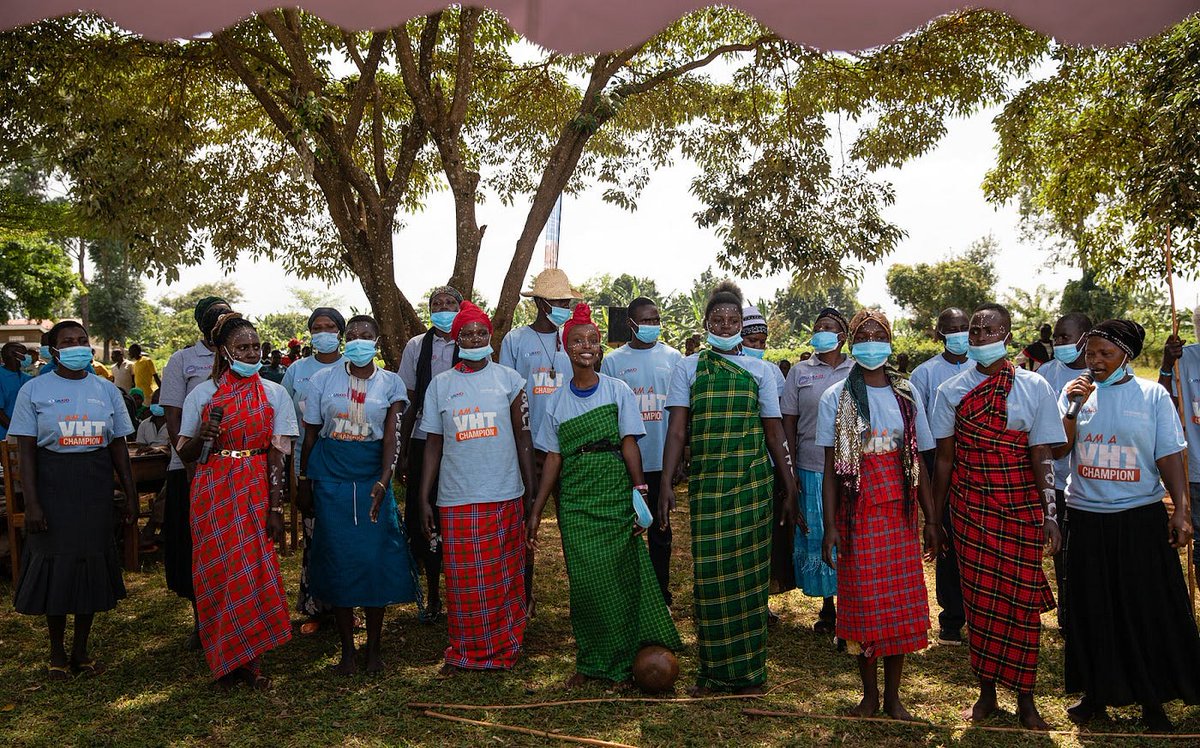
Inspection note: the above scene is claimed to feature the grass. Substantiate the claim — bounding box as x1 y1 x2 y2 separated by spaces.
2 492 1199 747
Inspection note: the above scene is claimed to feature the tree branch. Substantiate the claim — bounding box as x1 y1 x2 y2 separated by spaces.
448 7 481 136
620 35 776 97
345 31 387 143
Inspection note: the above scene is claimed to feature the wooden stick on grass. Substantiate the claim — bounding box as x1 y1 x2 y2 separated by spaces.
421 710 638 748
1164 225 1197 614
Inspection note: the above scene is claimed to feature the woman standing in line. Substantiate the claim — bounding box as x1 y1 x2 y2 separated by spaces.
528 304 680 688
178 313 297 689
817 310 942 720
300 314 420 675
418 302 534 673
9 321 138 679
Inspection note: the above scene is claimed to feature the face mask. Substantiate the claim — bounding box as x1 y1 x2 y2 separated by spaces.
1053 343 1082 365
149 404 165 417
967 340 1008 367
707 331 742 351
545 305 572 328
55 346 94 371
810 331 841 353
633 324 661 344
430 311 458 334
852 341 892 370
20 353 33 369
227 353 263 377
458 344 493 362
343 339 377 367
743 347 766 359
39 345 51 360
1094 356 1128 388
311 331 340 354
942 331 969 356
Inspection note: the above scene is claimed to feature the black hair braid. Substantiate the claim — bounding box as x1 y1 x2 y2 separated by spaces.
209 313 256 381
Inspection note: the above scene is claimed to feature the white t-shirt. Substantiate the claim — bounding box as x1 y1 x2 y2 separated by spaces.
930 365 1066 446
664 351 781 418
535 375 646 455
909 354 971 419
303 364 408 442
816 380 936 454
780 354 855 472
135 418 170 447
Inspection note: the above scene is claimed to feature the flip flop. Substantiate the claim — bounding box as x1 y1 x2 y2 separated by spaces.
46 664 71 681
69 658 105 677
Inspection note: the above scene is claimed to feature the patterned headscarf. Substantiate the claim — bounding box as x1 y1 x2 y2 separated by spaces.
1087 319 1145 359
815 307 849 334
430 285 464 304
450 301 492 340
742 306 768 336
848 308 892 340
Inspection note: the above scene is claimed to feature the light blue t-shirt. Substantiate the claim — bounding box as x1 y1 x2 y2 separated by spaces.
664 351 782 418
179 377 299 440
0 366 33 440
281 354 346 423
930 365 1066 446
420 362 527 507
160 341 216 470
303 364 408 442
7 372 134 453
535 375 647 455
1060 376 1186 513
780 354 855 472
1170 343 1200 477
599 343 682 472
909 354 970 419
499 325 572 446
1036 358 1090 490
816 380 936 454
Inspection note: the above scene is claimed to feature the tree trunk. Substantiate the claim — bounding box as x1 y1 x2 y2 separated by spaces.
447 177 485 300
77 237 89 332
349 231 422 371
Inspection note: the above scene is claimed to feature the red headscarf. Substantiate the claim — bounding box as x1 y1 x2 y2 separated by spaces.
562 302 598 343
450 300 492 341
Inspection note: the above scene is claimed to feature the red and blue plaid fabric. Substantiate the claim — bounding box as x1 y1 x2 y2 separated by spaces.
191 372 291 679
950 363 1055 693
835 452 929 658
441 498 527 669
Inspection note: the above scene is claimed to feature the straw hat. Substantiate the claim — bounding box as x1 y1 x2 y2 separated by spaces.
521 268 581 299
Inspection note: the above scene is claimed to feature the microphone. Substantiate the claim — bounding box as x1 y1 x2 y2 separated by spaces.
1065 373 1094 419
198 405 225 464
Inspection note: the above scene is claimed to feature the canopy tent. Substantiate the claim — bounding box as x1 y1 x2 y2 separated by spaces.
1 1 1197 50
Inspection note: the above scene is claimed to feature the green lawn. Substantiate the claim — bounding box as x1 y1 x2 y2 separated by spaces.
2 494 1198 747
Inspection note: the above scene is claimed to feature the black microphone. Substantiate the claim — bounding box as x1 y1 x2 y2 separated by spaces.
1065 373 1094 419
198 405 225 464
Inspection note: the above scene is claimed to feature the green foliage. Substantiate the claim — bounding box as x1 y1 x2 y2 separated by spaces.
157 281 244 315
886 236 999 333
254 312 310 350
0 235 80 322
82 239 144 345
1002 284 1059 347
1059 268 1132 322
767 280 859 348
137 282 244 362
891 333 946 368
985 16 1200 289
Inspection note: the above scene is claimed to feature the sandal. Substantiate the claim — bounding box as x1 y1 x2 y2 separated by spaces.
418 602 443 625
813 618 836 635
70 658 105 677
46 663 72 681
299 619 321 635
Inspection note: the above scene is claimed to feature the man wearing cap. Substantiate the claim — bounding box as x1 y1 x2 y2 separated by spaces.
781 307 854 635
159 295 231 649
283 306 347 634
500 268 577 609
399 286 462 623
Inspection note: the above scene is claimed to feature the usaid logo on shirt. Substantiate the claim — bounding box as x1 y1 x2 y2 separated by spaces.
48 397 70 405
619 367 638 376
449 391 466 400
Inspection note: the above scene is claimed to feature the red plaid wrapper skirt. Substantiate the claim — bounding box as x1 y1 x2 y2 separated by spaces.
440 497 527 669
835 452 929 659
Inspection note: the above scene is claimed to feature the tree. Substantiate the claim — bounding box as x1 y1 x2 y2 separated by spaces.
1002 284 1059 347
137 281 245 360
984 16 1200 289
81 239 145 355
886 236 999 332
1059 268 1132 322
0 235 80 322
255 312 310 351
768 280 859 346
0 10 1047 365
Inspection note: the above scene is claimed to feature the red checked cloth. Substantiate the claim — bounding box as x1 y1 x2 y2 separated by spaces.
950 362 1055 692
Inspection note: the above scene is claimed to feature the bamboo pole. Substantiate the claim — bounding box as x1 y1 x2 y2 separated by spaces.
420 710 639 748
1163 226 1196 613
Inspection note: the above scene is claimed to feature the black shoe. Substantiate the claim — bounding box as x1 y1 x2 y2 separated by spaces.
1141 704 1174 734
937 629 964 646
1066 695 1107 725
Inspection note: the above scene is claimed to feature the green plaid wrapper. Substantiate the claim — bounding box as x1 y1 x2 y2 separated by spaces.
558 402 681 681
687 350 774 689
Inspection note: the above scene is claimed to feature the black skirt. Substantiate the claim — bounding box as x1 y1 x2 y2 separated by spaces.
1064 501 1200 706
162 468 194 601
13 448 126 616
403 439 441 567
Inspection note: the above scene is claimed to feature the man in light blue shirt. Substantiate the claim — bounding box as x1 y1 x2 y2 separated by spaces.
600 296 682 604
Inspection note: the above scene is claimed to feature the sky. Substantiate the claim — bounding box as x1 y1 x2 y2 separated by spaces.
142 99 1197 324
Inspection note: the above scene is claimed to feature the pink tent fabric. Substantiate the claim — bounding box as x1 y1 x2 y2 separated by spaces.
1 1 1197 50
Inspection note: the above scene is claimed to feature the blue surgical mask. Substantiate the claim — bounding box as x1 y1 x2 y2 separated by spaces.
707 331 742 351
149 404 165 417
852 341 892 370
810 331 841 353
39 345 51 360
546 305 572 328
967 340 1008 367
633 324 661 344
311 331 340 354
55 346 94 371
20 353 33 369
225 349 263 377
458 344 493 362
1094 357 1128 388
343 339 377 367
1053 343 1082 365
743 347 766 359
942 331 969 356
430 311 458 334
